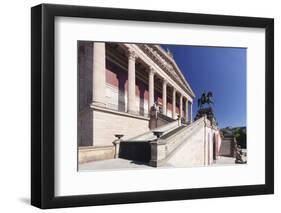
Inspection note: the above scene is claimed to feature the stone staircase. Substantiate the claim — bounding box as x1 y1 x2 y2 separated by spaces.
150 117 206 166
119 116 208 167
128 120 179 142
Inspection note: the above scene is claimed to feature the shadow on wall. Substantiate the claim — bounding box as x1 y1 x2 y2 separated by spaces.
119 141 151 162
117 74 126 112
78 41 93 111
138 81 146 116
78 41 94 147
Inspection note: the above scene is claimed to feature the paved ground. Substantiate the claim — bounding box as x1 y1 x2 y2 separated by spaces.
213 156 236 165
79 158 154 171
79 156 239 171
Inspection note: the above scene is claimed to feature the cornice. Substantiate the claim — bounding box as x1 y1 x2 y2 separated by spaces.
137 44 195 98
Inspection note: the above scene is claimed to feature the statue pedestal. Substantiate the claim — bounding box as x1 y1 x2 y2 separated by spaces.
194 107 217 125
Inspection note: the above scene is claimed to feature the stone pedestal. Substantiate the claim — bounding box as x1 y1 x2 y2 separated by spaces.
112 140 120 158
194 107 217 125
113 134 124 158
149 140 166 167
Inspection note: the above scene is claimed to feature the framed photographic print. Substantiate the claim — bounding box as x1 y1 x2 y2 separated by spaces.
31 3 274 209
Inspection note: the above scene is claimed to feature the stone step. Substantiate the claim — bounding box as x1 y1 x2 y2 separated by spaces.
124 120 180 142
118 117 206 165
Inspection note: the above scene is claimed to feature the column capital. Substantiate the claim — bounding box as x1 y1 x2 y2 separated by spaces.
128 49 137 61
163 79 168 85
148 66 155 75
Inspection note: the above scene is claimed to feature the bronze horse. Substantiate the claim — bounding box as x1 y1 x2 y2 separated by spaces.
198 91 213 109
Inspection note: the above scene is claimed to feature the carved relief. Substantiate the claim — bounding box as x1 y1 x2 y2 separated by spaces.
128 48 137 61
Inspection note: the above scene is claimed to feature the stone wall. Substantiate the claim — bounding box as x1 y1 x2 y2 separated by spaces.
78 106 150 162
78 108 94 147
93 107 150 146
78 41 93 112
167 125 204 167
205 126 215 165
149 110 175 130
79 146 115 163
166 122 216 167
219 137 236 157
78 106 150 147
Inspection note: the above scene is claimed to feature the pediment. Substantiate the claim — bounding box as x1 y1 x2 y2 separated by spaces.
137 44 195 98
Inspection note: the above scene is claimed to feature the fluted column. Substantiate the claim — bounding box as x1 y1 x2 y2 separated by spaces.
127 49 137 114
162 80 167 115
190 102 193 122
185 99 189 123
172 88 176 119
180 95 183 118
148 67 155 110
92 42 106 107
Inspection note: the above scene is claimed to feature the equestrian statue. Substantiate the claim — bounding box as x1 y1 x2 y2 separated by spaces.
195 91 217 126
197 91 213 109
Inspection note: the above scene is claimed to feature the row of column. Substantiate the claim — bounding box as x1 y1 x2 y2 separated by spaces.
147 57 192 122
91 42 193 121
165 75 192 121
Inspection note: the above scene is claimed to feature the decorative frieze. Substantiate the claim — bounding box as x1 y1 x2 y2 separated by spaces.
138 44 191 96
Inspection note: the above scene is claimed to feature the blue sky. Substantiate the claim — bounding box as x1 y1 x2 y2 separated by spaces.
161 45 247 128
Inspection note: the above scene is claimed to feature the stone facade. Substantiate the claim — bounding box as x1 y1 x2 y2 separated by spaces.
93 107 150 146
78 106 150 145
78 42 195 163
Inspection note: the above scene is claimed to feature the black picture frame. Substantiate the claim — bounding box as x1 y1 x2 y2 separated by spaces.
31 3 274 209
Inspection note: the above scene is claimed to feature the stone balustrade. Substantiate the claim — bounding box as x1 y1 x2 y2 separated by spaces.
149 117 206 167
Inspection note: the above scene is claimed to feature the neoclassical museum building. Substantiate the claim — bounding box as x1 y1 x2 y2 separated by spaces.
78 42 196 164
